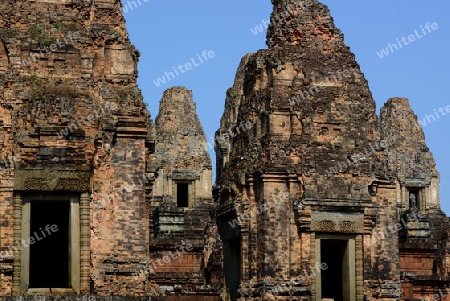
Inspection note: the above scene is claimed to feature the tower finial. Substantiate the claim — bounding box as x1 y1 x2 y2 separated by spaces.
266 0 344 49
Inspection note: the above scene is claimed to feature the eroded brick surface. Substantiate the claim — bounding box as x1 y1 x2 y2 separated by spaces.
0 0 155 296
215 1 450 300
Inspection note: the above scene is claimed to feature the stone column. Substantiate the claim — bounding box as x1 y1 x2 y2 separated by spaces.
420 188 426 212
172 180 177 205
80 192 90 294
189 180 196 207
12 193 21 295
355 235 364 301
310 232 318 301
70 198 80 293
402 186 408 210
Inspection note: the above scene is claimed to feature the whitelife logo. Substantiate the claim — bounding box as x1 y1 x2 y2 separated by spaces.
376 22 439 58
153 50 215 87
0 224 58 260
418 104 450 127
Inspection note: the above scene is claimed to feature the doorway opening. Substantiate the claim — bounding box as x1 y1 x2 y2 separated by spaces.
29 200 70 288
321 239 348 301
408 188 420 209
177 183 189 207
224 237 241 301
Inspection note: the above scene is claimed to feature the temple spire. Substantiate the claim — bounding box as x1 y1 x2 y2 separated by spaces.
266 0 345 50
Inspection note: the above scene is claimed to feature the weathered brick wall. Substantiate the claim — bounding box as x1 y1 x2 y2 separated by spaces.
400 253 435 276
0 0 156 296
364 184 401 298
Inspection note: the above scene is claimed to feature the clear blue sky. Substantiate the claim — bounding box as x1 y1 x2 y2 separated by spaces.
121 0 450 214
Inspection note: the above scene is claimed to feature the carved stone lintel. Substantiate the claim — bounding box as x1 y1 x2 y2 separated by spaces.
14 168 90 192
310 211 364 233
171 170 199 181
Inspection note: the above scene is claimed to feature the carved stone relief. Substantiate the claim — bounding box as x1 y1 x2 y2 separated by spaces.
311 211 364 233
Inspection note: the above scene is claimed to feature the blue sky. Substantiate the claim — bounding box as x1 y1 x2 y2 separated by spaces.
121 0 450 214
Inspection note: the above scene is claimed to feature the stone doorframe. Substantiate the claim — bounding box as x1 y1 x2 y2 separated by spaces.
171 170 199 208
306 210 365 301
310 232 363 301
12 167 91 295
12 192 90 295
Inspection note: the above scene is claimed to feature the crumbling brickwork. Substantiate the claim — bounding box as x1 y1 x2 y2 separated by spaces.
0 0 155 296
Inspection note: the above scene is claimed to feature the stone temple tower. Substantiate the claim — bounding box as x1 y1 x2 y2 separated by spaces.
215 0 450 300
149 87 222 298
0 0 155 295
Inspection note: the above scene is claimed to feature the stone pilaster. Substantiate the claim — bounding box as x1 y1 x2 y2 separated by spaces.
12 193 21 295
80 192 90 294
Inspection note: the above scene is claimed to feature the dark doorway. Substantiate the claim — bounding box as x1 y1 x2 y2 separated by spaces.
29 200 70 288
177 183 189 207
224 237 241 301
321 239 347 301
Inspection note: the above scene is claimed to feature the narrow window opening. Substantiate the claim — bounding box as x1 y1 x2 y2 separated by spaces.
177 183 189 207
29 200 70 288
